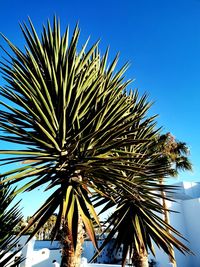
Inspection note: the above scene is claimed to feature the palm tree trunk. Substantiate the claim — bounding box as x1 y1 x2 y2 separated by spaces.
60 216 84 267
132 249 149 267
160 179 176 267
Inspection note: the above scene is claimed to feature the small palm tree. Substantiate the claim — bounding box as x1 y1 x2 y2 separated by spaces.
92 139 191 267
0 18 192 267
158 133 192 175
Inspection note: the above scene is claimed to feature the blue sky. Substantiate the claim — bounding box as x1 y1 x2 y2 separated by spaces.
0 0 200 217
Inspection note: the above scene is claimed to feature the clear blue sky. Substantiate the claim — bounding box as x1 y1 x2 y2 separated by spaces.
0 0 200 217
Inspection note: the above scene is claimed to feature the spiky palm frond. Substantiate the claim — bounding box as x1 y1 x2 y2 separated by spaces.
0 179 23 266
92 179 191 266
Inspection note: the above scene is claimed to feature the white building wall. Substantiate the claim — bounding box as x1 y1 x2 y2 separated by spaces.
151 182 200 267
181 198 200 267
11 236 61 267
31 249 61 267
171 182 200 267
169 200 190 267
20 236 35 267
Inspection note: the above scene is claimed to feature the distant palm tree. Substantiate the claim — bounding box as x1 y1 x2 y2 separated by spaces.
156 133 192 267
36 214 57 240
0 18 192 267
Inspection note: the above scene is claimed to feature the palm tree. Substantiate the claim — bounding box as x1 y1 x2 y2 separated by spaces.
0 178 23 267
156 133 192 267
0 18 191 266
157 133 192 176
92 138 191 267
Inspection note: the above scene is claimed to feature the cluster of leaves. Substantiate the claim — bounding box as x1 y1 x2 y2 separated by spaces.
0 17 192 266
0 178 23 266
14 214 57 240
156 133 192 176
